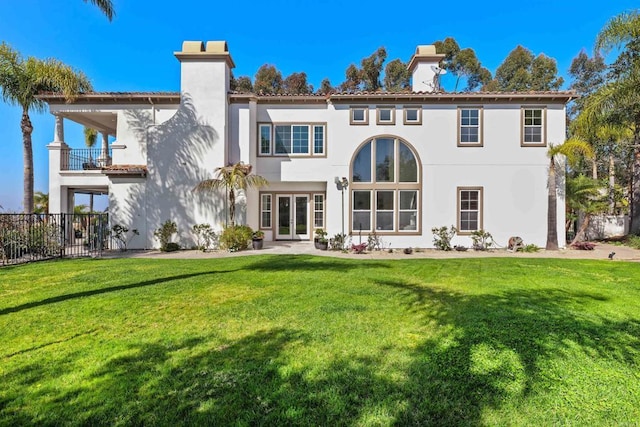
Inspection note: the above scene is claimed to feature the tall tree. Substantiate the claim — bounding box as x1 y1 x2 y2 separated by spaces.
360 47 387 91
235 76 254 93
319 78 334 94
568 50 607 115
434 38 491 91
546 139 594 250
194 162 268 226
339 64 362 93
487 45 563 91
0 42 92 213
283 72 312 94
566 174 607 244
384 59 410 91
83 0 115 21
588 10 640 234
254 65 283 94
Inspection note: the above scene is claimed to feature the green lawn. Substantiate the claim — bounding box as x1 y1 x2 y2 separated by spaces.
1 256 639 426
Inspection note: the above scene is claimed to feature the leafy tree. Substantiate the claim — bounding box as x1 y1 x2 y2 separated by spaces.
586 10 640 233
384 59 410 91
566 174 607 244
546 139 594 250
283 72 312 94
488 45 563 91
319 78 334 94
33 191 49 214
433 38 491 91
339 64 362 93
234 76 253 93
360 47 387 91
83 0 115 21
194 162 268 226
0 42 92 213
568 50 607 117
254 65 283 94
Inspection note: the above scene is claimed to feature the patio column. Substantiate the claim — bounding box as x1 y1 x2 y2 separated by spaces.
99 132 111 166
53 114 65 143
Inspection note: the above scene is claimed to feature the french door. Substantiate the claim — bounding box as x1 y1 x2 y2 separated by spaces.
276 195 309 240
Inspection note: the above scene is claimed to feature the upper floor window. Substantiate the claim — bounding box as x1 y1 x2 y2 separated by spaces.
258 123 325 156
377 107 395 125
458 107 482 146
350 107 369 125
403 107 422 125
522 108 546 146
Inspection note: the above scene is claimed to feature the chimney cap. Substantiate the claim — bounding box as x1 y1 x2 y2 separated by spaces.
174 40 235 68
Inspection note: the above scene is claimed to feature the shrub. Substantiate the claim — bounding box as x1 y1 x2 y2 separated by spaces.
470 229 493 251
329 233 347 251
432 226 457 251
164 242 180 252
192 224 217 251
111 224 139 251
517 244 540 253
219 225 252 251
366 230 385 251
626 235 640 250
154 220 178 251
314 228 328 243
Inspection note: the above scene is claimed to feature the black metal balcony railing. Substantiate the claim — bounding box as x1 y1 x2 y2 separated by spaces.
61 148 112 171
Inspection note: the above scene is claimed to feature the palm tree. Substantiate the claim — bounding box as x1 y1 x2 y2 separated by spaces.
0 42 92 213
566 175 607 244
546 139 594 250
194 162 268 226
83 0 115 21
33 191 49 214
588 10 640 233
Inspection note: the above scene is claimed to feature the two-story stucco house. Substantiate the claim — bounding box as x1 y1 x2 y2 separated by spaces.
40 41 574 250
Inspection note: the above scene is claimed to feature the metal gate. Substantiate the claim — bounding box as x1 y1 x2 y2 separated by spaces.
0 213 109 266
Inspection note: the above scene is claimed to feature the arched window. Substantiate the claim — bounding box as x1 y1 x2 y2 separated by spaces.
350 137 420 233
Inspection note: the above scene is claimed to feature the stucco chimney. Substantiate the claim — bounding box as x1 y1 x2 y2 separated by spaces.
408 45 446 93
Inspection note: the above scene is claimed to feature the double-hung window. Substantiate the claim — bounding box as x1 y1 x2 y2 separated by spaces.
457 187 483 233
458 107 482 146
522 108 545 146
260 194 272 229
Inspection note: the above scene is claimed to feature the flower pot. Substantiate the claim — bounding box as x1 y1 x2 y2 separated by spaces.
252 238 264 250
317 241 328 251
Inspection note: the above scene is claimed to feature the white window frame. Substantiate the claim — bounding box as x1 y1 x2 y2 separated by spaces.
313 194 324 229
352 190 372 232
259 124 272 155
350 107 369 125
260 193 272 229
521 107 546 146
399 190 418 231
313 125 325 155
376 107 395 125
458 107 483 147
403 107 422 125
457 187 483 234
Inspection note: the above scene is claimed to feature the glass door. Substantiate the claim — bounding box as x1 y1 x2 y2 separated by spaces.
276 195 309 240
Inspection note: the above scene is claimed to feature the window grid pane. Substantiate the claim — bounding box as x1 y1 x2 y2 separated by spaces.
353 190 371 231
292 125 309 154
314 194 324 228
459 190 480 231
275 125 291 154
460 109 480 144
261 194 272 228
523 109 543 143
314 126 324 155
260 125 271 155
399 190 417 231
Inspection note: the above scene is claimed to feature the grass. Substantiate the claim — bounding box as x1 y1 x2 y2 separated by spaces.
1 256 639 425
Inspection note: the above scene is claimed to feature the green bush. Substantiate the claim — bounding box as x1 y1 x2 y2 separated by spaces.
470 229 493 251
626 235 640 250
164 242 180 252
517 244 540 253
219 225 252 251
192 224 217 251
154 220 178 251
432 226 457 251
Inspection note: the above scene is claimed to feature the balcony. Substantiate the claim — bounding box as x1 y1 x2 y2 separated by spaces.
61 148 112 171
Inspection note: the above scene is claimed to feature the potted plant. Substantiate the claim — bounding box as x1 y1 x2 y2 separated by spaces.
314 228 328 250
252 230 264 250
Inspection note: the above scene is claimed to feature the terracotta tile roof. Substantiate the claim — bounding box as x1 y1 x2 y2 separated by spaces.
37 92 181 104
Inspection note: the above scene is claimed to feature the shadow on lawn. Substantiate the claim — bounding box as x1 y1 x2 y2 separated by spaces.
243 255 391 273
2 275 639 424
0 270 236 316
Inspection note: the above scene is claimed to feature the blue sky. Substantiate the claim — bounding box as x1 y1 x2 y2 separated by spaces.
0 0 638 211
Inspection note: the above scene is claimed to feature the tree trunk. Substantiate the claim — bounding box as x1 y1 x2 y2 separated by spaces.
21 109 34 213
592 159 598 180
229 189 235 226
608 154 615 215
571 213 591 245
546 156 559 250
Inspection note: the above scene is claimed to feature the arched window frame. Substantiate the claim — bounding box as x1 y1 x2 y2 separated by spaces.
349 136 421 235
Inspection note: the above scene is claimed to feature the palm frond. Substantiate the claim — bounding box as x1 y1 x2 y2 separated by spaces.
83 0 115 21
595 10 640 53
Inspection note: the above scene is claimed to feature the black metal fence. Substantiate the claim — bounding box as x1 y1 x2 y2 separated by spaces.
0 213 109 266
61 148 112 171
